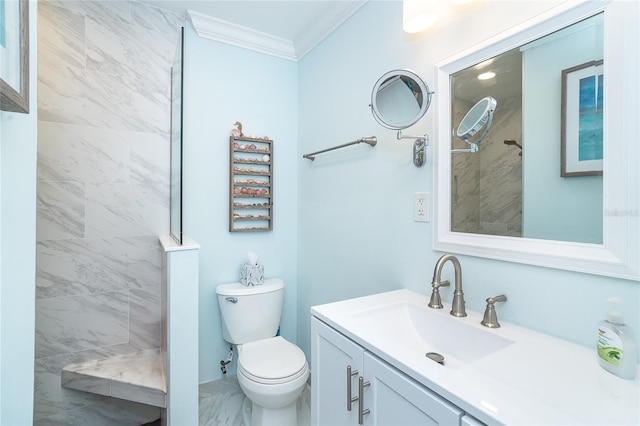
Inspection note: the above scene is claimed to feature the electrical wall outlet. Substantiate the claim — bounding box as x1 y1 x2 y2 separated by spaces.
414 192 429 222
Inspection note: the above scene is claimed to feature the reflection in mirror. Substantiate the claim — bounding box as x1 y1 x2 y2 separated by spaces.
450 13 603 244
453 96 497 153
170 27 184 245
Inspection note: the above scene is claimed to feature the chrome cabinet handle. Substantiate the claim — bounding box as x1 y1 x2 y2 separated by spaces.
346 365 359 411
358 376 370 425
225 297 238 303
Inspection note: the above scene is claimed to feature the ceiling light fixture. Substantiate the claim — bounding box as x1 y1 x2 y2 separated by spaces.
403 0 438 33
477 72 496 80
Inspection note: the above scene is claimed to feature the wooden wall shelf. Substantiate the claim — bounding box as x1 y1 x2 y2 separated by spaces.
229 136 273 232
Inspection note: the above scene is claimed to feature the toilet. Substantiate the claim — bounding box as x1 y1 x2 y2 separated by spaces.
216 278 309 426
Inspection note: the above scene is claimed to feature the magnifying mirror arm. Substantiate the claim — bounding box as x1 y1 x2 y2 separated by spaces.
397 130 428 167
396 129 424 141
451 143 478 154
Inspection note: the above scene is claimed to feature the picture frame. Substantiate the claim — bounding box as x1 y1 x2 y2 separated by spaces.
0 0 29 114
560 59 603 177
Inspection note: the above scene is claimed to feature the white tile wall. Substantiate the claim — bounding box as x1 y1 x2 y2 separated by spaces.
35 0 182 422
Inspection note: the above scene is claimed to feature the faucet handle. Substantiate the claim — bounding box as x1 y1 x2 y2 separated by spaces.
427 280 450 309
481 294 507 328
487 294 507 304
434 279 450 288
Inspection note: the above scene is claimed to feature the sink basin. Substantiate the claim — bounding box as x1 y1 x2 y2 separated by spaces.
349 301 514 368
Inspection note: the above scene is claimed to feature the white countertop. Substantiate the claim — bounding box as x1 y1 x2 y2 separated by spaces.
311 289 640 425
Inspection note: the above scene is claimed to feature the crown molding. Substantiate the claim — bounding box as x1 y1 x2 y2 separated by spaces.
188 10 297 61
187 1 367 62
294 1 367 60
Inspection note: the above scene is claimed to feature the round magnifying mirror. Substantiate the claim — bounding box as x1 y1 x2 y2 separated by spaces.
456 96 497 145
371 69 432 130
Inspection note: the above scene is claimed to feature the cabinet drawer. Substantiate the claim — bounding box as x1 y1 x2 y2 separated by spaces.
363 352 463 425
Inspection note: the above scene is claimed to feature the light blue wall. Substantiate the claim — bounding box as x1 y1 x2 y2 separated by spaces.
297 0 639 364
0 1 38 423
182 21 299 383
522 18 603 243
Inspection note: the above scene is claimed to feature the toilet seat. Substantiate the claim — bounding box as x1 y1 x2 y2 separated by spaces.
239 336 308 385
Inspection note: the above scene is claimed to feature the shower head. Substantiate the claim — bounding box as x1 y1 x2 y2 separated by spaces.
504 139 523 156
503 139 522 148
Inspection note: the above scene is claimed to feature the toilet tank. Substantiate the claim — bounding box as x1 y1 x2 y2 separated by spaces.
216 278 284 344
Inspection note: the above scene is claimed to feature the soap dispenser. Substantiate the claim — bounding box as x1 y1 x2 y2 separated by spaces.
596 297 637 380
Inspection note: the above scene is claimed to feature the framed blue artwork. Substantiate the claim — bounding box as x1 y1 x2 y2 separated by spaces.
0 0 28 114
1 0 7 48
561 59 604 177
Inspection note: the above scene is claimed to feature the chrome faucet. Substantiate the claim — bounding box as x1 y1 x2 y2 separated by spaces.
429 254 466 317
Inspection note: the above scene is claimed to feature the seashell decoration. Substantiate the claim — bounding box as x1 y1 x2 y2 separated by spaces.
231 121 244 137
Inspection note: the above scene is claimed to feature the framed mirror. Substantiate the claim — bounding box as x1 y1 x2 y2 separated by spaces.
0 0 29 113
434 0 639 280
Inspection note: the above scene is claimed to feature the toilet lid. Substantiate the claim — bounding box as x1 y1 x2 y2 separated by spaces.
239 336 307 384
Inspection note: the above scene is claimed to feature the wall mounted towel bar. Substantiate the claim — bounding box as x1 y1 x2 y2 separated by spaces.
303 136 377 161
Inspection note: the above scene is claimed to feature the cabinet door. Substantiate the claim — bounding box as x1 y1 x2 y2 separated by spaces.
311 317 364 426
461 414 486 426
362 352 463 426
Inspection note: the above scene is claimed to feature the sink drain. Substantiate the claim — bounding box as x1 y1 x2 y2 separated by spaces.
425 352 445 365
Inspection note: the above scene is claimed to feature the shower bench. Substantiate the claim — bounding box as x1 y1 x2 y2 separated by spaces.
61 349 166 408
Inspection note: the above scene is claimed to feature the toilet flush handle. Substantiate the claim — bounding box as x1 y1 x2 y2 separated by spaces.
225 297 238 303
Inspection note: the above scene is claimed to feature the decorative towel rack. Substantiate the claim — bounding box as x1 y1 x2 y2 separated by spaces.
303 136 377 161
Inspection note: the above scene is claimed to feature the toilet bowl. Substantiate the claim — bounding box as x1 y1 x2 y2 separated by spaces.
216 279 309 426
237 337 309 425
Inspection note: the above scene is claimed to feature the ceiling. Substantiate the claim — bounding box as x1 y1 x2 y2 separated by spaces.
138 0 368 61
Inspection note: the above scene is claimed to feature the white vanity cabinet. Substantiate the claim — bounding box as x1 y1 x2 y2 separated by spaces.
312 317 466 426
311 316 363 425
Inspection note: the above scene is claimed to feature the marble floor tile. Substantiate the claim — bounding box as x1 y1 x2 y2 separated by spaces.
33 397 160 426
199 376 311 426
199 376 245 426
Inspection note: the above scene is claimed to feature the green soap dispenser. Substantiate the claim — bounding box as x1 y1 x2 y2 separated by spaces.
596 297 637 380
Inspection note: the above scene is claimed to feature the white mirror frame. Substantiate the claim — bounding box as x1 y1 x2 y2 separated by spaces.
434 0 639 281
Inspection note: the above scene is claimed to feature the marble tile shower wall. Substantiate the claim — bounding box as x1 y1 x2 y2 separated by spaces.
451 95 522 236
35 1 182 423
